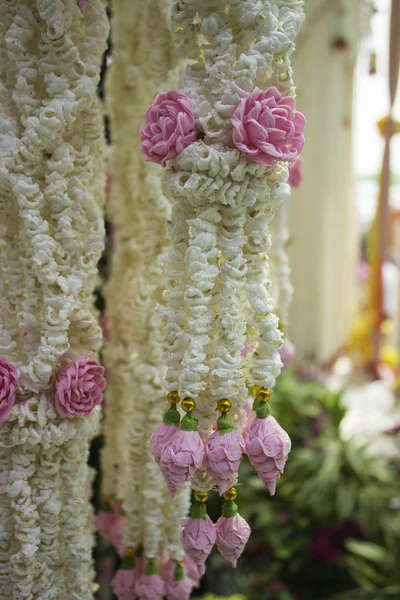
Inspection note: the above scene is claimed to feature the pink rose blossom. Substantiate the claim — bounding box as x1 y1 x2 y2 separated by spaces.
205 430 245 495
112 568 138 600
0 357 18 425
150 422 180 465
279 339 295 371
288 157 303 187
246 416 291 494
54 358 106 418
76 0 88 12
135 572 165 600
180 514 216 576
159 429 205 498
232 87 305 166
215 513 251 567
140 91 197 166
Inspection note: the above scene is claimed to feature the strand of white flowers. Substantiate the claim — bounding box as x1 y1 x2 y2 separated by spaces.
164 484 191 562
270 198 293 325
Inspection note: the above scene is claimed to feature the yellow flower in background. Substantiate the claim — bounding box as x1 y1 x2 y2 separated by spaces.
346 314 374 364
379 346 400 368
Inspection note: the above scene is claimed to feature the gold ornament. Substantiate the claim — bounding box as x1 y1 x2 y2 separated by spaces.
256 387 271 402
194 491 208 503
223 487 237 501
182 397 196 412
278 319 284 332
251 384 261 397
217 398 232 413
167 390 180 404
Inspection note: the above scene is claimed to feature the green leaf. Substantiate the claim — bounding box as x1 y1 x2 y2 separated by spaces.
346 540 389 565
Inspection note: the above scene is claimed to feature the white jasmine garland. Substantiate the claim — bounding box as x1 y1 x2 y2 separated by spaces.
0 1 108 598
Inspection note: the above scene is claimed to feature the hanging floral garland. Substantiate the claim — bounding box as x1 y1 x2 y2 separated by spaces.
140 0 305 575
0 1 108 598
98 1 199 598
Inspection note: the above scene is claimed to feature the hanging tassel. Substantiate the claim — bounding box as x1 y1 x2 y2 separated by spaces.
135 561 165 600
150 392 181 465
159 398 204 498
245 387 291 495
165 563 194 600
180 492 216 576
112 548 139 600
215 488 251 567
205 399 245 495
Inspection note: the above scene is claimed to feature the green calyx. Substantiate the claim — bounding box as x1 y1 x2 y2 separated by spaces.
103 500 113 513
163 404 180 427
222 500 238 518
253 397 271 419
190 502 207 520
136 544 144 557
217 412 234 434
145 561 157 577
174 563 185 581
120 554 135 570
181 411 199 432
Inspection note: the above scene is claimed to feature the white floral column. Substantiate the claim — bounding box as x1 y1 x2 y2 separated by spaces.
0 1 108 599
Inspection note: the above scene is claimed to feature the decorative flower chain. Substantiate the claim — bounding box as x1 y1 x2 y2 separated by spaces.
141 0 305 576
0 1 108 598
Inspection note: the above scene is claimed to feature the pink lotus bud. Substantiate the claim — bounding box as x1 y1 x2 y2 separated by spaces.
205 412 245 495
135 562 165 600
112 552 139 600
95 499 126 557
150 403 181 465
246 410 291 495
159 412 204 498
165 563 193 600
180 502 216 576
215 501 251 567
183 556 201 588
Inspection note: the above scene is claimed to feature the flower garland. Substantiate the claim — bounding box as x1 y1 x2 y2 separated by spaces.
141 0 305 576
0 1 108 598
99 1 197 598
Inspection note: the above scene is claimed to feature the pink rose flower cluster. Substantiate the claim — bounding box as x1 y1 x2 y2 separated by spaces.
140 87 305 168
0 356 18 425
54 357 106 418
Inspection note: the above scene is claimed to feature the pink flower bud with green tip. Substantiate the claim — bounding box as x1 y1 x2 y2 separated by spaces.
150 402 181 465
112 552 139 600
205 409 245 495
159 411 204 498
245 400 291 495
135 562 165 600
215 496 251 567
165 563 194 600
180 497 216 576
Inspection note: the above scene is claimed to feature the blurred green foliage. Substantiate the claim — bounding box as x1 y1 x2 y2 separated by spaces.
199 370 400 600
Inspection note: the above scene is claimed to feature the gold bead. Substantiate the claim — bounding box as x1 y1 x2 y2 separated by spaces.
279 70 289 82
256 387 271 402
278 319 284 332
251 384 261 397
217 398 231 413
194 491 208 503
182 397 196 412
167 391 180 405
223 487 237 501
125 547 134 557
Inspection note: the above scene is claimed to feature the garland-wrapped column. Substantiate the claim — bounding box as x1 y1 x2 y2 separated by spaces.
141 0 305 577
0 1 108 599
98 1 196 598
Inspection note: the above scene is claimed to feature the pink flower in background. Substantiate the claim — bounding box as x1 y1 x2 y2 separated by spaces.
205 430 245 494
159 429 205 498
76 0 88 12
99 314 109 342
112 568 138 600
95 499 126 557
135 571 165 600
180 514 216 576
140 91 197 166
54 358 106 418
0 357 18 425
245 416 291 495
279 339 295 370
232 87 305 166
165 577 193 600
288 157 304 187
183 556 201 587
150 422 180 466
215 513 251 567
